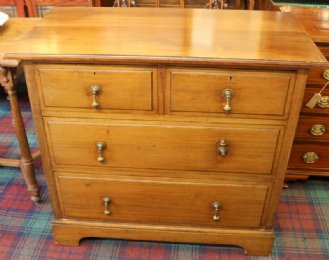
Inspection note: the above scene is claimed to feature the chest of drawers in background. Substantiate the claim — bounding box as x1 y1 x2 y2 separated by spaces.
280 6 329 179
5 8 327 256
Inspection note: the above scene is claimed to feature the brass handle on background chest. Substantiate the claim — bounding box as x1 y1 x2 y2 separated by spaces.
310 124 326 136
223 88 234 113
90 85 101 108
217 139 228 157
96 141 106 162
102 197 112 215
317 96 329 108
212 202 221 221
303 152 319 164
322 70 329 81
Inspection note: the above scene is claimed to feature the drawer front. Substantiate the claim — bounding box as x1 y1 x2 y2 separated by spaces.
288 143 329 171
301 87 329 114
35 65 156 112
306 67 329 85
56 174 269 228
46 119 281 175
166 68 296 118
294 116 329 142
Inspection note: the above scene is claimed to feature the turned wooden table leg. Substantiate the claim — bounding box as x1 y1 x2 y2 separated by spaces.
0 66 41 203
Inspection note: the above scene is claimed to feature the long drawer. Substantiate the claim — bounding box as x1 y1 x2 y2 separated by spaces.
56 173 269 228
45 119 282 175
35 64 157 112
166 67 296 118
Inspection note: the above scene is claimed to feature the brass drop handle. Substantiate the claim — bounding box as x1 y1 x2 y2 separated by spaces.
102 197 112 215
322 70 329 81
212 202 221 221
217 139 228 157
96 141 106 162
303 152 319 164
90 85 101 108
310 124 326 136
317 96 329 108
223 88 234 113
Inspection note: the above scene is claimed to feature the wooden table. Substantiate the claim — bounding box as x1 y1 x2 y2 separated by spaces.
4 7 327 255
0 18 41 203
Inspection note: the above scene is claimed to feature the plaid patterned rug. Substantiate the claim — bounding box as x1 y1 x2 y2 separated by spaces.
0 92 328 260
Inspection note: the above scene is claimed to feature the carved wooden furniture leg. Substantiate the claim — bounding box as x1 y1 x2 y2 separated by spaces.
205 0 224 9
113 0 136 7
0 66 41 203
246 0 255 9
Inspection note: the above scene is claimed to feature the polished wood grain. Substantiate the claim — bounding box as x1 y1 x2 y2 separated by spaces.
56 173 269 228
294 116 329 142
46 118 281 175
280 6 329 179
0 18 41 66
289 143 329 172
52 219 275 255
301 86 329 115
167 67 295 118
14 8 322 255
307 67 329 85
4 8 326 67
0 18 42 203
280 6 329 44
35 64 157 112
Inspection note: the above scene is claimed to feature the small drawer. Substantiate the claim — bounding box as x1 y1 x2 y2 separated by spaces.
46 118 282 175
301 87 329 114
56 173 269 228
294 116 329 142
288 143 329 171
306 67 329 85
35 64 156 112
166 68 296 118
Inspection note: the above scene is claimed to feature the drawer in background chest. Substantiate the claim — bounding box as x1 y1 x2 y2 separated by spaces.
288 143 329 171
306 67 329 85
55 173 270 229
45 119 283 175
301 87 329 114
294 116 329 142
34 64 157 113
166 68 296 119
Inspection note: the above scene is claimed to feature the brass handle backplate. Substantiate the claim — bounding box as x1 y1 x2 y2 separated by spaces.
212 202 221 221
96 141 106 162
223 88 233 113
303 152 319 164
90 85 101 108
102 197 112 215
322 70 329 81
310 124 326 136
317 96 329 108
217 139 228 157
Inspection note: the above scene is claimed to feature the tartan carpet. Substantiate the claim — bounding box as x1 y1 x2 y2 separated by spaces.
0 92 329 260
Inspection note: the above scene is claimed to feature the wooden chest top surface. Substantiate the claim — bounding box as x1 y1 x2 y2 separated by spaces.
4 7 327 67
0 18 41 66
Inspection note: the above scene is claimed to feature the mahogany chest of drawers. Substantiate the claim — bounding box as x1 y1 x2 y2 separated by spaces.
280 6 329 178
5 7 326 256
